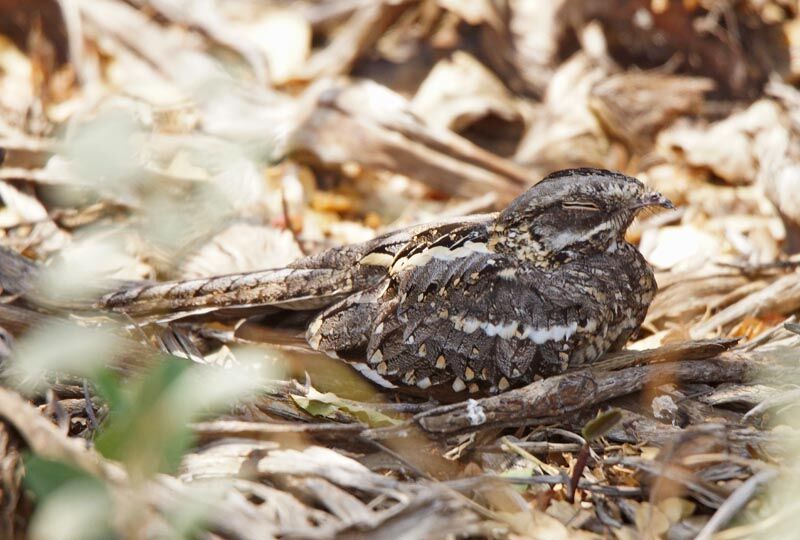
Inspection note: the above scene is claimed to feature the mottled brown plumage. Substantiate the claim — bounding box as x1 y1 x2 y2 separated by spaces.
99 168 673 394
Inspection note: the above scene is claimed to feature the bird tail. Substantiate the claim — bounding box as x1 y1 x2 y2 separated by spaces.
0 245 383 320
0 215 486 321
97 265 370 319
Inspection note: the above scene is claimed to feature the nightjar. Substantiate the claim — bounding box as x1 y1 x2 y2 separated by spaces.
98 168 673 394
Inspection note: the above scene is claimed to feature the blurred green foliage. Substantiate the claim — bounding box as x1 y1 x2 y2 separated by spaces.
94 356 195 479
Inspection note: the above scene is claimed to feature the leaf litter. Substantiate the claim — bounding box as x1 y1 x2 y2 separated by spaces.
0 1 800 538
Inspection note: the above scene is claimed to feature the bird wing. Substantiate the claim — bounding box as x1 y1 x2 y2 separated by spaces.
95 214 496 320
365 229 611 391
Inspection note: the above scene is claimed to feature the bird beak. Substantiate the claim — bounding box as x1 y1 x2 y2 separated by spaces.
632 192 675 211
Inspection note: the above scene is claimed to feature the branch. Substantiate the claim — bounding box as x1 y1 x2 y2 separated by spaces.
368 355 753 439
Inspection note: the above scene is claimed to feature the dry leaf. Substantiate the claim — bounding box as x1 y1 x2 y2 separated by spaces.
634 501 670 538
243 10 311 85
291 388 402 427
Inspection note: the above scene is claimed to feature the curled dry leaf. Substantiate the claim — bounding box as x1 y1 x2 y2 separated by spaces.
179 224 303 279
411 51 524 155
515 52 615 174
238 9 311 85
476 0 571 95
289 79 528 199
589 72 714 151
639 225 722 272
657 100 783 185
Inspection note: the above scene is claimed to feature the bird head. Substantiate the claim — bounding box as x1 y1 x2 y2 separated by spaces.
490 168 674 264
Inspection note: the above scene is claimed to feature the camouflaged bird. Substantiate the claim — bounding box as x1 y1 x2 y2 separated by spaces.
99 168 673 394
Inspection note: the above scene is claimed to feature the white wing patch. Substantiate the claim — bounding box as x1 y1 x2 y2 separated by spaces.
519 321 578 343
359 252 394 267
450 315 579 343
390 241 491 274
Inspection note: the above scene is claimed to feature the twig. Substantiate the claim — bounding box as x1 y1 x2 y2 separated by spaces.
743 387 800 420
713 497 800 540
366 355 753 439
358 436 434 480
56 0 89 85
190 419 364 441
500 436 561 476
478 440 583 454
690 272 800 339
446 475 642 498
606 456 726 508
739 315 796 351
82 378 98 432
367 400 439 414
588 337 739 372
718 259 800 276
694 468 778 540
567 444 590 503
594 495 624 529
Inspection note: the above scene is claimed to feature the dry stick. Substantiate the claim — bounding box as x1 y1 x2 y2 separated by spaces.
82 378 99 432
0 386 127 484
690 272 800 339
446 474 642 498
713 497 800 540
740 315 797 351
366 355 753 439
55 0 89 85
718 259 800 275
190 419 364 441
412 357 752 437
694 468 779 540
567 444 590 503
589 337 739 372
478 441 583 454
743 387 800 420
607 455 726 508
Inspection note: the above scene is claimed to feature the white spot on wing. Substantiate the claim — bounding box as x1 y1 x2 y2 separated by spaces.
448 316 578 344
498 268 517 280
307 316 324 349
308 317 323 336
520 321 578 344
466 399 486 426
462 318 480 333
359 252 394 267
481 320 519 339
391 241 491 274
350 362 397 388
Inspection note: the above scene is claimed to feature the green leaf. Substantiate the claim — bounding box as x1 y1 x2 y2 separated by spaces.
291 388 402 427
93 368 129 415
499 467 538 493
94 355 195 477
582 408 623 441
23 454 102 500
24 455 116 540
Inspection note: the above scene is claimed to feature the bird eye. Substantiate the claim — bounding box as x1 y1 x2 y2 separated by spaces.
562 200 600 211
